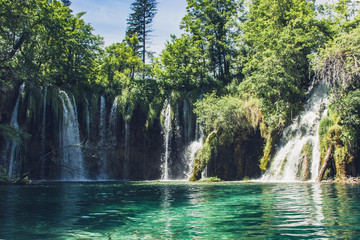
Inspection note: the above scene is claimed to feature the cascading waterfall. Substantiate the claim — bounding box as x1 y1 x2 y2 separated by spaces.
109 96 119 135
98 96 108 179
183 93 205 180
184 119 204 180
2 83 25 178
261 84 329 182
107 96 119 151
124 105 131 179
99 96 107 142
183 92 192 144
84 97 91 139
59 91 85 180
40 87 48 179
161 99 172 180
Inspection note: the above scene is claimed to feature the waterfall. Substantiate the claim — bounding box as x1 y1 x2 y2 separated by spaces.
107 96 119 150
84 97 91 139
98 95 108 179
184 120 204 180
99 96 107 143
2 84 25 179
161 100 172 180
109 96 119 135
40 87 47 179
183 93 204 180
59 91 85 180
123 105 131 179
261 84 329 182
183 92 192 144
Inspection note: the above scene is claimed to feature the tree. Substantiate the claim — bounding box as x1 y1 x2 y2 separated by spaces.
0 0 103 87
96 35 142 95
126 0 158 64
155 34 210 91
240 0 328 130
181 0 245 85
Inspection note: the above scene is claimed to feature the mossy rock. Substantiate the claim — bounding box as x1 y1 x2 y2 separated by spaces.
189 131 218 181
199 177 221 182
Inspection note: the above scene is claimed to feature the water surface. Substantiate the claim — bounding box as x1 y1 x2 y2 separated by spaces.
1 182 360 239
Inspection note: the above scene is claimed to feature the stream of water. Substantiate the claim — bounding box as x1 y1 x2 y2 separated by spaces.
161 100 172 180
59 91 85 180
2 84 25 179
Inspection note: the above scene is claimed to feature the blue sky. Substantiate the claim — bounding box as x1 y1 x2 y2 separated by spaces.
70 0 187 55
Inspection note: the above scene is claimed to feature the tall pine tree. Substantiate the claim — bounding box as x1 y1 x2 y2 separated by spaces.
126 0 158 64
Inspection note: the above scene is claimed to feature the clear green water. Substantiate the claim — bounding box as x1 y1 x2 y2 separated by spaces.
1 182 360 239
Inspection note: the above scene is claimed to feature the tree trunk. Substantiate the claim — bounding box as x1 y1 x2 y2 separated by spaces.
316 145 333 182
142 15 146 80
302 155 310 181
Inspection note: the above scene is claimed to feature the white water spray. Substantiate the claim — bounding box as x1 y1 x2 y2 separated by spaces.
2 84 25 178
109 96 119 134
124 105 131 179
261 84 329 182
183 92 192 144
84 96 91 140
98 96 108 179
184 93 205 180
185 121 204 180
59 91 85 180
99 96 107 143
161 100 172 180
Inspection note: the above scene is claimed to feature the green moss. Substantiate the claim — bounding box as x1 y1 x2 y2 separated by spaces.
145 97 164 129
319 109 355 179
334 145 351 179
260 133 273 171
189 131 218 181
323 168 332 180
13 174 32 185
0 165 9 183
319 115 335 164
301 141 313 159
279 155 288 177
199 177 221 182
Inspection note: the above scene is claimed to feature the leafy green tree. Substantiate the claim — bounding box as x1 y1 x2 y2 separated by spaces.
126 0 158 64
240 0 328 130
181 0 245 84
0 0 40 74
0 0 103 88
194 93 262 142
96 35 142 96
155 34 210 91
315 24 360 163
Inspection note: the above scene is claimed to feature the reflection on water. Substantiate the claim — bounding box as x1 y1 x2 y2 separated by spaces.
0 182 360 239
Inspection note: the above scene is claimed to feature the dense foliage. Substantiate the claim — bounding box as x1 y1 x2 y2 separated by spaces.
0 0 103 89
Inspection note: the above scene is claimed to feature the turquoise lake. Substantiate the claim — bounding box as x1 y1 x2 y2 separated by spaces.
1 182 360 239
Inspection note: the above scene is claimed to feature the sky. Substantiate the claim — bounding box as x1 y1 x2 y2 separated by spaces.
70 0 187 55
